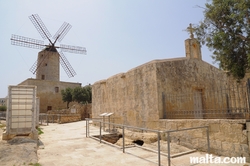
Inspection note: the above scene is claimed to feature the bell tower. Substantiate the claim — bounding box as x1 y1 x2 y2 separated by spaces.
185 23 202 60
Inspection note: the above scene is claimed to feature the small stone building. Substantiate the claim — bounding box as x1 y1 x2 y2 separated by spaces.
92 36 234 128
92 36 250 160
19 78 81 113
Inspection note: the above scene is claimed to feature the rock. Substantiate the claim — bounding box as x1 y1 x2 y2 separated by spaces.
0 137 38 166
117 129 158 144
115 137 134 146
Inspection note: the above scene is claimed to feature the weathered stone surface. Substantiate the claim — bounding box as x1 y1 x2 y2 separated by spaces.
115 137 134 146
222 141 233 151
59 114 81 123
157 119 249 161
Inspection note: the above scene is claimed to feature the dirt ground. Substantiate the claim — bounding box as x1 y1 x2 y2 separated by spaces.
0 120 38 166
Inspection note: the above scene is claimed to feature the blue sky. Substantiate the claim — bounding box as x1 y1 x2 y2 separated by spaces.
0 0 215 97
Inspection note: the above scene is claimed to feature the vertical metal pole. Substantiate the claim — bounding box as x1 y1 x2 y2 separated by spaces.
122 126 125 153
52 115 54 123
109 116 110 133
206 126 210 154
46 114 48 125
157 132 161 166
86 119 88 137
100 121 102 143
167 132 171 166
88 119 90 137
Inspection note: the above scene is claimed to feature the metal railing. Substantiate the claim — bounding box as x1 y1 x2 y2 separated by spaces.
39 113 62 125
86 118 210 166
163 82 250 119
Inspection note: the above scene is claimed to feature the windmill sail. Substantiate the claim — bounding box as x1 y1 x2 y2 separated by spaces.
53 22 72 43
11 35 45 50
29 14 52 44
60 44 87 54
59 51 76 78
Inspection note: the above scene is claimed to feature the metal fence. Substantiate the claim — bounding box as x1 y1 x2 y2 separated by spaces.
86 118 210 166
39 113 62 125
163 81 250 119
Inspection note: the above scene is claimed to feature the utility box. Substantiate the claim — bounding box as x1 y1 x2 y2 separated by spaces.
2 85 38 140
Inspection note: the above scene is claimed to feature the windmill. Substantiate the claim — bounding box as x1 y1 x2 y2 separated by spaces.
10 14 86 81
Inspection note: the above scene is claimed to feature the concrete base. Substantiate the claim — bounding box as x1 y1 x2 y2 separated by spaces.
2 132 15 140
2 131 38 140
29 130 38 140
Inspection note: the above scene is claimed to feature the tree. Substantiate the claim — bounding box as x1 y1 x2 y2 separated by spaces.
61 87 73 108
194 0 250 79
72 86 90 104
84 85 92 103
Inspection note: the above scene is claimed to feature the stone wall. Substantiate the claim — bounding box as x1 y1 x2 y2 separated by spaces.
19 78 81 113
92 61 158 127
92 58 230 128
156 58 228 119
70 104 92 120
159 119 249 161
59 114 81 124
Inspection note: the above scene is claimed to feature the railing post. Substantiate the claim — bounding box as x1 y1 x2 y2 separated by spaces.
167 132 171 166
206 126 210 154
122 126 125 153
86 119 88 137
157 132 161 166
99 121 102 143
88 119 90 137
109 116 111 133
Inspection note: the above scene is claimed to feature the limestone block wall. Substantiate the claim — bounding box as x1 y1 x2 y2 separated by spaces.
70 104 92 120
93 58 229 128
156 58 228 119
159 119 249 161
92 61 158 127
19 78 81 113
59 114 81 123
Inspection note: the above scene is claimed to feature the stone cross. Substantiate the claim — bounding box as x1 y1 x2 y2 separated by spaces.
187 23 194 39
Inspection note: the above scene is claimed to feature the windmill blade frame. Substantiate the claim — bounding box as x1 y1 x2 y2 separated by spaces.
29 14 52 43
59 51 76 78
60 44 87 54
29 46 54 74
11 34 45 50
53 22 72 43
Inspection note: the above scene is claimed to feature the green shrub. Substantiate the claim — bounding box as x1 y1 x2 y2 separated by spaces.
37 127 44 135
0 105 6 111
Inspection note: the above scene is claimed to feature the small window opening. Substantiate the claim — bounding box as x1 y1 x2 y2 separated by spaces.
47 106 52 111
55 87 59 93
41 75 45 80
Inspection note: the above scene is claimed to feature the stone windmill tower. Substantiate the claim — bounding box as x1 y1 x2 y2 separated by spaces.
11 14 86 81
